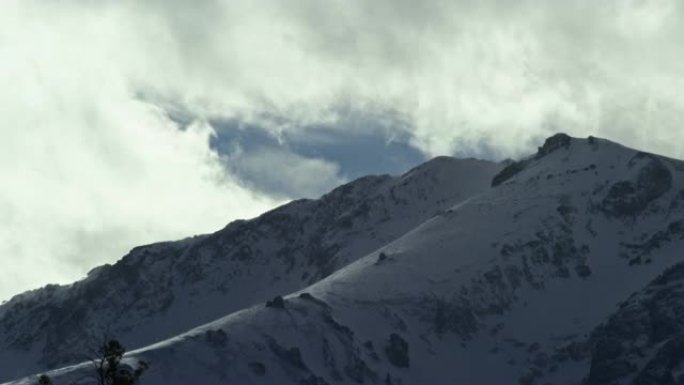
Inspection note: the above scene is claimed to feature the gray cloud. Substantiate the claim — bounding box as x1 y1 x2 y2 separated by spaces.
117 0 684 158
2 0 684 299
208 114 426 198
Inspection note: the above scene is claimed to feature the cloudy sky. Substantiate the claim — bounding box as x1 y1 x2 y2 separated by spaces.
2 0 684 300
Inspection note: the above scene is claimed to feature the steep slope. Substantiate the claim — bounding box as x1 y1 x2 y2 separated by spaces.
0 157 502 382
9 134 684 385
582 260 684 385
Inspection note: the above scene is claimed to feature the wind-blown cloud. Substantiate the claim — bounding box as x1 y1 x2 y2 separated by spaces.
102 0 684 159
2 0 684 299
0 1 279 300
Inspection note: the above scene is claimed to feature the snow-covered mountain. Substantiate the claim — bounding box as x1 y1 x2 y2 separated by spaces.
6 134 684 385
0 156 501 383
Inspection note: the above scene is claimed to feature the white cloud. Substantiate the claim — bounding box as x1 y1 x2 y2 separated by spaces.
3 0 684 298
95 1 684 159
0 2 278 300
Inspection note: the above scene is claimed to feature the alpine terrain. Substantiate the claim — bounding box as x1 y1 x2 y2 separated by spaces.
4 134 684 385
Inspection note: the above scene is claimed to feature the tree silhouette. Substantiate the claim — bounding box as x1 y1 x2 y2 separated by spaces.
31 337 148 385
88 337 148 385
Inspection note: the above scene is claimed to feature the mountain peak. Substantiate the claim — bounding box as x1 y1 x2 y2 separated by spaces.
492 133 618 187
536 132 572 158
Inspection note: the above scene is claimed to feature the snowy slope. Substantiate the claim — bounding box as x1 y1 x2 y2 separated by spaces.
8 134 684 385
0 157 502 382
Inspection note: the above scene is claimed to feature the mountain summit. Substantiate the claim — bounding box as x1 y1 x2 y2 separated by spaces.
5 134 684 385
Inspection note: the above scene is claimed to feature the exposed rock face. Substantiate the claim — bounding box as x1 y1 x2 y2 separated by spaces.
536 133 572 158
492 133 574 187
599 153 673 218
266 296 286 309
585 262 684 385
492 160 530 186
384 334 409 368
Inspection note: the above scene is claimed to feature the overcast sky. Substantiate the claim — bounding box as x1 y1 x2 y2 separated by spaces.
2 0 684 300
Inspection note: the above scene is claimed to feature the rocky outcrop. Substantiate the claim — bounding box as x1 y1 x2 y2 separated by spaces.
536 133 572 158
599 153 673 218
585 262 684 385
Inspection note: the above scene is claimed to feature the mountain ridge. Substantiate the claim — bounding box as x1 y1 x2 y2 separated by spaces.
6 134 684 385
0 154 502 383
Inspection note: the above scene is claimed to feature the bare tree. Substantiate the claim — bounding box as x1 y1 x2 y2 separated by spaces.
32 335 149 385
85 337 149 385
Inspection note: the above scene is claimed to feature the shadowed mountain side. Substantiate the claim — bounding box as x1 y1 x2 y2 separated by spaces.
0 156 502 382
